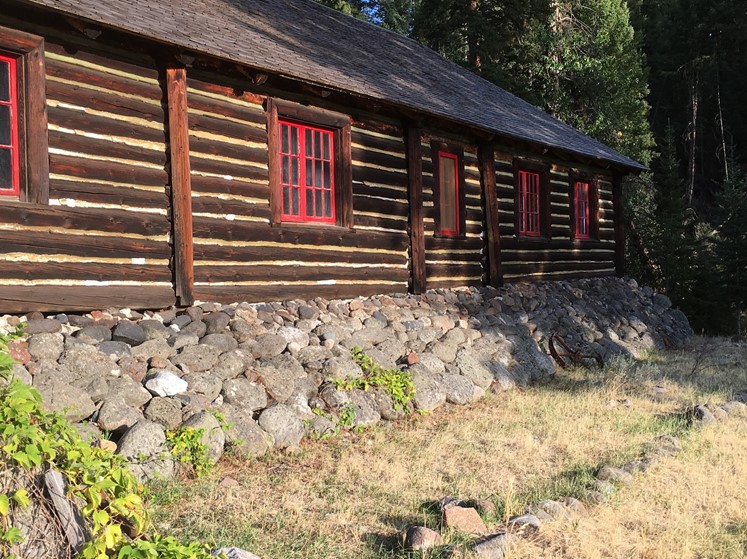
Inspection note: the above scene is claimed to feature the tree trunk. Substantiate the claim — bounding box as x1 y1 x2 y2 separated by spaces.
686 70 699 206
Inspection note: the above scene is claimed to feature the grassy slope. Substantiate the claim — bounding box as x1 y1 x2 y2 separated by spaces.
147 338 747 559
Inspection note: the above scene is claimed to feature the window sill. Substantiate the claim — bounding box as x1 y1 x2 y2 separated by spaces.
433 233 469 241
271 221 355 233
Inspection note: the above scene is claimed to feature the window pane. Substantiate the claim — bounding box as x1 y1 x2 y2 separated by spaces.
291 157 299 185
0 105 10 146
0 148 11 189
439 155 457 233
305 189 313 216
315 189 323 216
0 61 8 102
305 159 312 186
315 160 322 187
323 134 330 160
292 187 300 215
281 155 289 185
305 128 312 156
314 131 321 158
281 124 289 154
323 162 331 188
291 127 298 154
283 186 290 215
324 190 332 217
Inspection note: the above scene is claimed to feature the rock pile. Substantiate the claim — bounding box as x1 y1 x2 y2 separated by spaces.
0 277 692 480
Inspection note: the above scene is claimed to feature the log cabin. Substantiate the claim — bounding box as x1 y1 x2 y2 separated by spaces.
0 0 645 313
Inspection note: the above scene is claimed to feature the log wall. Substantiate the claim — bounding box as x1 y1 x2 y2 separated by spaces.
0 14 175 311
187 74 410 303
495 149 617 281
422 137 485 289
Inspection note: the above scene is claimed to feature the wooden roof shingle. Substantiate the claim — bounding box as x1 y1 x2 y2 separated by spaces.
19 0 646 171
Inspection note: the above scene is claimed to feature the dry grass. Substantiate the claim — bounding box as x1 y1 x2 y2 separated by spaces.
147 337 747 558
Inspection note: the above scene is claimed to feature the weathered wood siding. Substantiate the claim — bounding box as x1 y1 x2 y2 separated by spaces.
496 150 616 281
0 16 175 312
187 75 409 303
422 138 484 289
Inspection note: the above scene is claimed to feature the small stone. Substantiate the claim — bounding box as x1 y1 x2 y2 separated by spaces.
107 376 152 408
443 506 487 535
711 406 728 421
200 333 239 354
721 401 747 417
220 476 239 488
405 526 442 551
99 439 117 453
258 404 305 449
97 396 143 433
145 370 189 397
508 514 542 531
472 533 516 559
693 404 717 425
527 499 570 520
75 325 112 344
593 479 615 495
25 318 63 334
7 340 31 364
560 497 588 515
27 333 64 361
181 410 225 465
171 345 221 372
112 320 146 346
222 378 268 412
117 420 174 482
37 381 96 422
97 340 132 360
204 312 231 334
596 465 634 485
140 319 171 340
211 547 261 559
144 397 183 429
252 334 287 358
406 351 420 365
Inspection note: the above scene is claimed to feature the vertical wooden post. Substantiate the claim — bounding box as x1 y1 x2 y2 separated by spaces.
166 67 194 305
405 123 426 294
613 173 625 277
478 142 502 286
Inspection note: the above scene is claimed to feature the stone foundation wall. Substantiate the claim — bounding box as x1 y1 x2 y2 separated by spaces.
0 277 693 480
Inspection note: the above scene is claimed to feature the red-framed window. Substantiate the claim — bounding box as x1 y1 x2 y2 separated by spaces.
0 53 19 198
574 181 591 239
279 119 336 223
518 170 541 237
438 150 459 236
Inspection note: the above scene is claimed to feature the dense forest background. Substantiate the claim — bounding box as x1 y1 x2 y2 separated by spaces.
319 0 747 336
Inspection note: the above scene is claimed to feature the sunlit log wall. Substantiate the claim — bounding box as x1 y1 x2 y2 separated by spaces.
494 149 617 281
186 73 410 303
421 136 485 289
0 14 175 312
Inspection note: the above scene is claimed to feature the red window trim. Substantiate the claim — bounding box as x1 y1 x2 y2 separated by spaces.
0 53 19 198
574 181 591 239
518 170 541 237
278 119 336 224
437 150 460 236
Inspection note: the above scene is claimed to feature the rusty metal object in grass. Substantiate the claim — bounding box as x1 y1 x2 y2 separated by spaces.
549 332 604 370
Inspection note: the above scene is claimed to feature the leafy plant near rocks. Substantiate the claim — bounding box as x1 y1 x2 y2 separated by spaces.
0 343 218 559
165 426 213 479
333 347 416 412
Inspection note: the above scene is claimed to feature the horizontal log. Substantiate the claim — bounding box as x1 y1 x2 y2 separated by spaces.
46 58 161 99
194 264 409 284
0 261 170 282
192 219 409 251
351 147 406 171
193 282 408 304
500 237 614 251
186 76 266 105
0 229 170 258
425 236 483 251
352 165 407 188
190 174 270 199
189 133 268 163
426 262 483 278
503 269 616 282
351 119 402 138
48 130 167 167
189 155 268 183
0 202 170 236
45 42 160 81
0 285 176 313
47 79 164 122
352 195 408 217
50 154 168 188
352 182 407 201
354 214 408 232
50 179 169 209
188 112 267 144
48 105 166 145
427 277 483 289
351 130 405 155
193 243 407 265
187 83 267 126
191 196 271 219
502 260 614 275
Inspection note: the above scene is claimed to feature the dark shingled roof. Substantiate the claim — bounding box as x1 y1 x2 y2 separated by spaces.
20 0 645 171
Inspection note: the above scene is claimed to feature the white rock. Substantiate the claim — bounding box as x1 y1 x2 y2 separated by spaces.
145 370 188 397
213 547 262 559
